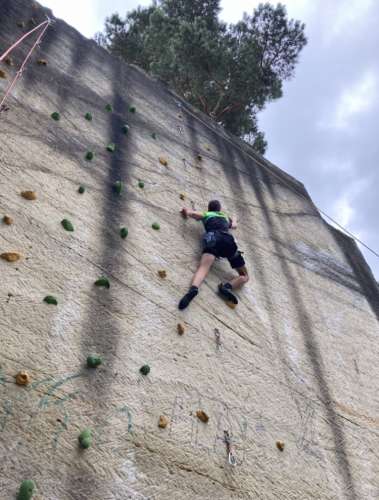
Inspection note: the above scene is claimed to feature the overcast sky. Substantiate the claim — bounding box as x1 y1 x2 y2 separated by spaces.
41 0 379 279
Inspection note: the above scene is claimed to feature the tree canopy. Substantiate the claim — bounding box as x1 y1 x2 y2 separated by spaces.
96 1 307 154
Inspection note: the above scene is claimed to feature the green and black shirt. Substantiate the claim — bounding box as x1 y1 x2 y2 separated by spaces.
202 211 231 233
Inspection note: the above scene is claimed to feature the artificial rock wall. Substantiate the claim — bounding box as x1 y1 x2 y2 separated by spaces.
1 1 379 499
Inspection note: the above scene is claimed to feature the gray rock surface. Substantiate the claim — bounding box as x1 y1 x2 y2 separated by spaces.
1 1 378 498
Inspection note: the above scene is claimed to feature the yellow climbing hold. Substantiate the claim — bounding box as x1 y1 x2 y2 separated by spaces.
177 323 185 335
226 301 237 309
179 193 186 200
276 440 285 451
15 371 31 386
0 70 7 79
3 215 13 225
158 415 169 429
1 252 21 262
158 270 167 279
159 157 168 167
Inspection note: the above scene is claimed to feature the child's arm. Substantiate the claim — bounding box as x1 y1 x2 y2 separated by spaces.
181 207 204 221
229 216 238 229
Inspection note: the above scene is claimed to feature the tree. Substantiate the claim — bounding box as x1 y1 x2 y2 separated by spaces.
96 1 307 154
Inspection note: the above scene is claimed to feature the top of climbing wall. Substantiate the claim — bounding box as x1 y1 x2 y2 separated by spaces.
1 1 379 499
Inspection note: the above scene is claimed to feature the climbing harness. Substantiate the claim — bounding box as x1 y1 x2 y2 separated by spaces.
224 430 237 466
214 328 223 352
0 17 52 113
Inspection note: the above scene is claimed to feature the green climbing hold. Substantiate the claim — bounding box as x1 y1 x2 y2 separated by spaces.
140 364 150 376
44 295 58 305
152 222 160 231
105 103 113 112
61 219 74 232
51 111 60 121
120 227 128 239
78 185 85 194
78 428 92 449
151 133 156 140
85 112 92 121
138 180 144 189
107 143 116 153
94 277 110 289
85 151 94 161
122 124 129 135
87 355 103 368
129 106 136 113
17 479 35 500
113 180 123 195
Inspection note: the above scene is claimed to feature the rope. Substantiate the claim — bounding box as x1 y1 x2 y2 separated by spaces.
0 18 51 112
173 96 379 260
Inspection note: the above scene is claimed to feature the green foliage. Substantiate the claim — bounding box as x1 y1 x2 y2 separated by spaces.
97 1 306 153
44 295 58 305
17 480 35 500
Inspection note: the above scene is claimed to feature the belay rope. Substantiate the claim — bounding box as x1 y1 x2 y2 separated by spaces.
0 17 52 113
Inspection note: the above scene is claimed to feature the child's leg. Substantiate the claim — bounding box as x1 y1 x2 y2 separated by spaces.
229 266 249 289
192 253 216 287
179 253 215 310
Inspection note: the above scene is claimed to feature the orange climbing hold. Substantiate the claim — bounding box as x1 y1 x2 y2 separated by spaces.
177 323 185 335
1 252 21 262
158 415 169 429
0 70 7 79
159 157 168 167
276 441 285 451
3 215 13 225
179 193 186 200
21 190 37 200
158 270 167 279
196 410 209 423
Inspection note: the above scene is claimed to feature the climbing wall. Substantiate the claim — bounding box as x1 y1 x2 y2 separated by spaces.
1 1 379 499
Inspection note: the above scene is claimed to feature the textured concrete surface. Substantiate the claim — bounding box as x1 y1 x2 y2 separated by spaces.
1 1 379 499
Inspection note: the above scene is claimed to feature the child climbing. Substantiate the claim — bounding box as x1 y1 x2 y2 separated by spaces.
179 200 249 309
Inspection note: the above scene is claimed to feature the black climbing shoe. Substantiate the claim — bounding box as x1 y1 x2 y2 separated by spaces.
218 283 238 304
178 286 198 310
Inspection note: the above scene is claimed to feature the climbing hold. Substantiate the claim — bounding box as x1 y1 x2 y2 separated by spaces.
17 479 35 500
78 185 85 194
113 180 123 195
15 371 31 386
138 180 144 189
0 70 7 79
197 154 203 161
84 112 92 121
78 428 93 449
16 21 26 28
3 215 13 225
94 277 110 289
129 106 136 113
177 323 185 335
151 133 156 140
21 191 37 200
1 252 21 262
106 143 116 153
152 222 160 231
105 103 113 112
178 113 183 119
179 193 185 200
276 441 285 451
120 227 128 239
85 151 94 161
122 124 129 135
158 270 166 279
226 301 237 309
158 415 169 429
43 295 58 305
196 410 209 423
159 157 168 167
61 219 74 232
4 57 13 66
140 364 150 376
87 355 103 368
51 111 60 121
37 59 47 66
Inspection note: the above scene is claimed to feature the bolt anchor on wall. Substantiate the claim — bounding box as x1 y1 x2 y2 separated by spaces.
224 430 237 466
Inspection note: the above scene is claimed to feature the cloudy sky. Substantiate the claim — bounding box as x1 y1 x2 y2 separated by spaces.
42 0 379 278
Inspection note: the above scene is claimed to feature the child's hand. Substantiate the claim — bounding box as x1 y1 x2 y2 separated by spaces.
181 207 189 218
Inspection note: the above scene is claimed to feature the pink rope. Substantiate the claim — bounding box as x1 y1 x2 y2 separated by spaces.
0 18 51 111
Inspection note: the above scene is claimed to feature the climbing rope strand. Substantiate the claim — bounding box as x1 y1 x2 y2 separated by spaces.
175 99 379 260
0 19 50 62
0 18 51 111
